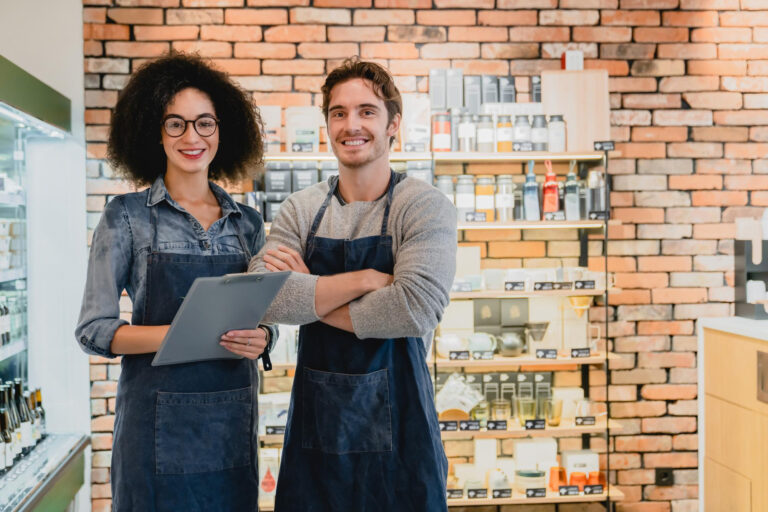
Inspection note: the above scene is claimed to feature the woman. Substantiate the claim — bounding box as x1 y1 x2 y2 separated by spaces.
75 52 272 511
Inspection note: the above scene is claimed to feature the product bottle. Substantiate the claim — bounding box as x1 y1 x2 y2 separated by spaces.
548 115 566 152
26 392 39 444
564 170 581 221
542 164 559 214
476 115 495 153
458 114 476 152
3 385 20 460
431 114 451 152
496 115 513 152
587 170 606 219
35 388 46 439
14 379 32 455
0 407 13 471
495 175 516 222
475 176 496 222
435 176 455 205
455 175 476 223
0 299 6 345
531 115 548 152
514 115 531 149
523 161 541 221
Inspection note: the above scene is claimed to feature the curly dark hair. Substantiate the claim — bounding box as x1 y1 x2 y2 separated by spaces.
321 57 402 146
107 51 263 186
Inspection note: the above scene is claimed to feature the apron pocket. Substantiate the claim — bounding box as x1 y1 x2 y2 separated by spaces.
302 367 392 454
155 386 252 475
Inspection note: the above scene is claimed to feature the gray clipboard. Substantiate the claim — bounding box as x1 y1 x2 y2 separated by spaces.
151 271 290 366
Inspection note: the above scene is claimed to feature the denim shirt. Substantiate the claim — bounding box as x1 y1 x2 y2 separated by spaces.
75 176 268 358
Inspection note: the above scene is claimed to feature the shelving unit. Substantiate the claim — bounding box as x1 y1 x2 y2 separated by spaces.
432 150 605 164
450 289 605 300
431 352 616 370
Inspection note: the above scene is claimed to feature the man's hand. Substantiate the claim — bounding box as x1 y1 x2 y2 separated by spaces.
364 269 394 292
263 245 310 274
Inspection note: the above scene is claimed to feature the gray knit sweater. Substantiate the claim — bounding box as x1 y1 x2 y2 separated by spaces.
248 175 457 340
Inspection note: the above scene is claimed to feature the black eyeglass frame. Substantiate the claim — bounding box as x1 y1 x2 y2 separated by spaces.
162 114 220 138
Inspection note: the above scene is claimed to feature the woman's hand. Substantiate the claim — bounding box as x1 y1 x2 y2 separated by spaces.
263 245 310 274
220 327 268 359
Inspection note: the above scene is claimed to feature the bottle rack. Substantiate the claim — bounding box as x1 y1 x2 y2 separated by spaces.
255 148 620 510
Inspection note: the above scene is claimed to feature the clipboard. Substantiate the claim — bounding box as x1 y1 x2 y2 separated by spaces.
151 271 290 367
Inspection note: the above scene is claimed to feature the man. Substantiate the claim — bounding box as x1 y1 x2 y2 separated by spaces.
250 58 456 511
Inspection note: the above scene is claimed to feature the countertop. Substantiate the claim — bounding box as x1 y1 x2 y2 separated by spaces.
698 316 768 343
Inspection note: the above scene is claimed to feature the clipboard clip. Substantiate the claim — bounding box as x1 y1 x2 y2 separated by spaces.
223 273 263 285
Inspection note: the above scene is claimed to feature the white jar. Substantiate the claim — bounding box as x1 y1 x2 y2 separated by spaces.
548 115 566 153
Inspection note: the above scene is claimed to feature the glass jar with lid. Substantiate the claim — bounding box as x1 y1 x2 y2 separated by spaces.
435 175 455 205
455 175 475 223
432 114 452 152
548 114 566 153
495 175 515 222
531 114 548 151
513 115 531 147
458 114 476 152
496 115 513 152
475 175 496 222
476 114 495 153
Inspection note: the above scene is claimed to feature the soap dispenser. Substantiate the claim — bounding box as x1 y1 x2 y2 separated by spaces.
564 161 580 221
542 160 559 215
523 160 540 221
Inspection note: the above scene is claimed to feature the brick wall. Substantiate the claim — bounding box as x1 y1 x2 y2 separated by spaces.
83 1 768 511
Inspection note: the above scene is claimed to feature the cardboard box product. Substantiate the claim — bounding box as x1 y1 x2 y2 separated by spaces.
516 372 534 399
513 438 557 472
474 299 501 328
499 76 516 103
501 299 528 327
429 69 447 111
483 373 501 402
260 105 282 153
258 448 280 501
285 106 321 153
474 438 498 478
265 162 292 194
292 160 319 192
402 94 431 152
463 75 482 114
265 201 283 222
440 300 474 336
446 69 464 110
561 450 599 481
481 75 499 105
465 373 483 396
499 372 517 402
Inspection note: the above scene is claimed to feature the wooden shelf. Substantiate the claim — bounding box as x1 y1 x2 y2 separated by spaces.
433 151 604 164
259 419 622 445
258 488 624 510
431 351 615 369
457 220 605 231
263 152 432 162
450 289 605 300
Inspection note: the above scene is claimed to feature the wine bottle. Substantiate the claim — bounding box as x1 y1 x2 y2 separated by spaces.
0 407 13 472
25 391 39 444
35 388 46 439
1 385 20 460
14 379 32 454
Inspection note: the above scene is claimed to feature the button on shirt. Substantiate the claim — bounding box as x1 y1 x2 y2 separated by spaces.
76 176 267 358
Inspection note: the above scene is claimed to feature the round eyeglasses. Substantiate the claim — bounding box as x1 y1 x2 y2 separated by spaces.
162 115 219 138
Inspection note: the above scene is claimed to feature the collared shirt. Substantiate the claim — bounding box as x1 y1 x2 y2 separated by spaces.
76 176 267 358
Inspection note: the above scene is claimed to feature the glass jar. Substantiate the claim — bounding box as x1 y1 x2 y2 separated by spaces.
455 175 475 223
475 175 495 222
458 114 476 152
515 470 546 495
513 115 531 147
495 175 515 222
431 114 452 152
476 114 495 153
435 175 455 205
491 398 512 421
531 114 548 152
470 399 490 428
496 115 513 152
548 114 566 153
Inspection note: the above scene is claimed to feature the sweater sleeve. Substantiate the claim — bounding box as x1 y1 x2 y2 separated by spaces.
348 188 457 339
248 197 321 326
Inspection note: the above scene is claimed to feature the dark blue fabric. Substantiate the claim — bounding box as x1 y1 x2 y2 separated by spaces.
275 172 448 512
111 204 259 512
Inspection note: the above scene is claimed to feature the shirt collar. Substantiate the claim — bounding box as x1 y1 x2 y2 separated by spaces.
146 175 242 217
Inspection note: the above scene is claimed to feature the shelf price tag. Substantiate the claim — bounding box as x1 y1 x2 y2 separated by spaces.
575 416 596 426
559 486 580 496
446 489 463 499
452 281 473 292
464 211 487 222
534 282 554 291
575 280 596 290
514 142 533 152
544 211 565 221
584 485 604 495
439 421 458 432
524 419 546 430
265 426 285 435
459 420 481 431
486 420 508 431
553 281 573 290
571 348 591 358
526 488 547 498
492 489 512 499
504 281 525 291
594 141 615 151
589 211 608 220
449 351 470 360
467 489 488 499
536 349 557 360
472 351 494 360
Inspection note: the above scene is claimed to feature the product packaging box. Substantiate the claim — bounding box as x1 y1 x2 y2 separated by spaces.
474 299 501 328
481 75 499 105
265 201 283 222
260 105 282 153
513 438 557 472
499 76 516 103
285 106 320 153
500 298 528 327
265 161 292 194
516 372 534 399
320 160 339 181
446 69 464 110
483 373 501 402
401 94 431 152
499 372 517 402
463 75 482 114
530 76 542 103
258 448 280 502
292 160 319 192
429 69 447 111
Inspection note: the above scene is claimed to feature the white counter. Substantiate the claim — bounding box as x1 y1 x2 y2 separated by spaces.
698 316 768 343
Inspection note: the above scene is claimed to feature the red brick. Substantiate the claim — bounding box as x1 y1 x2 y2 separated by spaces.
416 9 476 25
601 9 660 25
171 41 232 57
134 25 199 41
658 43 717 59
619 469 657 485
84 7 107 23
751 127 768 141
224 8 287 24
692 223 736 239
388 59 450 76
574 26 632 41
166 8 224 24
201 25 262 42
84 40 103 57
644 451 698 466
585 59 630 75
539 9 599 25
614 272 670 289
478 10 537 26
687 92 744 110
208 59 259 76
721 44 768 60
668 175 722 189
610 77 658 92
509 27 570 42
105 41 169 57
668 142 722 158
721 10 768 26
359 42 417 59
454 60 511 75
725 142 768 158
263 59 323 75
613 208 665 224
698 158 752 175
234 42 296 59
482 43 539 59
329 26 385 42
610 290 653 305
353 9 414 25
602 43 656 59
107 7 164 24
660 76 719 92
638 321 694 335
692 128 749 144
314 0 370 5
612 401 667 417
290 7 351 24
293 76 325 92
689 60 747 76
85 109 111 125
692 27 752 43
632 127 687 142
616 435 672 452
182 0 240 5
753 192 768 206
91 415 116 432
632 59 686 76
637 256 691 272
376 0 430 5
84 23 130 41
725 175 768 190
635 27 688 42
715 110 768 125
252 92 312 106
692 190 748 206
749 61 768 76
681 0 737 7
448 27 508 42
652 288 708 304
116 0 178 5
644 485 699 501
662 10 718 26
621 0 679 7
420 43 479 59
653 110 712 126
264 25 325 42
722 77 768 93
623 94 680 109
642 384 697 400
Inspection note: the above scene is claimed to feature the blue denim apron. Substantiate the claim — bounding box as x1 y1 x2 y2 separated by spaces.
111 205 260 512
274 172 448 512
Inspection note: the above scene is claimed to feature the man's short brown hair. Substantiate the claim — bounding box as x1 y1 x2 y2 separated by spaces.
321 57 402 145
